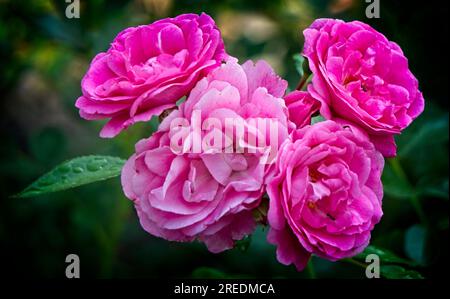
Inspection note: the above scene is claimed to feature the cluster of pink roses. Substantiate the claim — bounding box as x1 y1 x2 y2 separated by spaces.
76 14 424 270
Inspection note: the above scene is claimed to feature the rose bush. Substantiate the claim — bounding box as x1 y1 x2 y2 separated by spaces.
19 14 428 275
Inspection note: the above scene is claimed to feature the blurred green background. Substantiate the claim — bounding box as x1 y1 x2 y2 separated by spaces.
0 0 448 279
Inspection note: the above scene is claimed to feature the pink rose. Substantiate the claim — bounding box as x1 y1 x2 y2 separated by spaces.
267 120 384 270
121 60 290 253
303 19 424 157
76 13 228 137
285 90 320 128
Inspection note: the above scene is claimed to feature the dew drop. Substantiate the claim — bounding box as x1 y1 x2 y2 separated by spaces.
59 165 71 173
94 157 108 162
72 166 84 173
87 162 103 171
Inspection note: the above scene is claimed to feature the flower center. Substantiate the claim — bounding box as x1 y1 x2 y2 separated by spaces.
308 201 316 209
309 168 321 182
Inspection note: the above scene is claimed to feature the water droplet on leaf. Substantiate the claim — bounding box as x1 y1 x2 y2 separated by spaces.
72 166 84 173
87 162 103 171
59 165 71 173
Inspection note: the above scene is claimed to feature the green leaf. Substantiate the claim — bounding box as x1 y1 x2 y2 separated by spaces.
418 178 449 200
399 115 449 158
293 53 306 78
382 159 415 199
394 107 449 183
311 115 326 125
293 53 311 78
355 245 417 266
14 155 125 198
381 265 424 279
353 245 424 279
404 225 427 266
176 96 187 106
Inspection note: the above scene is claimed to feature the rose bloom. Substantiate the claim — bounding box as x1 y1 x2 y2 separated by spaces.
121 60 291 252
303 18 424 157
267 120 384 270
284 90 320 128
76 13 227 137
